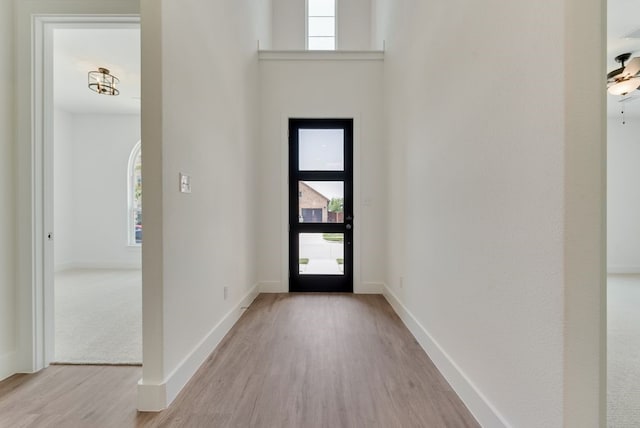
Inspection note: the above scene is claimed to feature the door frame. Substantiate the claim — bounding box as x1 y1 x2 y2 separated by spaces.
288 118 354 293
280 114 362 293
27 14 140 371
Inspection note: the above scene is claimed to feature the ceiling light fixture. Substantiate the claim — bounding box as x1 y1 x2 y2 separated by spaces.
88 67 120 96
609 77 640 96
607 53 640 96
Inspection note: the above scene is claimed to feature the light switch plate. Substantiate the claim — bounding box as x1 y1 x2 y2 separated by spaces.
179 173 192 193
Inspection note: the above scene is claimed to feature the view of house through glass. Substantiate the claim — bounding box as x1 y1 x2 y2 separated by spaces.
307 0 336 50
298 181 344 274
298 181 344 223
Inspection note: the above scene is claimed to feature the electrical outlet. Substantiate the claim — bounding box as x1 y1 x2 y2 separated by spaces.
223 286 228 300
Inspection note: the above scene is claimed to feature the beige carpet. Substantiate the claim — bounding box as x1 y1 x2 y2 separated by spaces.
608 274 640 427
54 269 142 364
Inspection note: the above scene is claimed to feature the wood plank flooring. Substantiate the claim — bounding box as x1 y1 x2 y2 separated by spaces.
0 293 479 428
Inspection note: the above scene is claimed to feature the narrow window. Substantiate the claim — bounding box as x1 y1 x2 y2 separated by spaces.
128 141 142 245
307 0 336 50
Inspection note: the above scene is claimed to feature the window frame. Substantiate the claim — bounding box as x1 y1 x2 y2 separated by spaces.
127 140 142 246
306 0 338 51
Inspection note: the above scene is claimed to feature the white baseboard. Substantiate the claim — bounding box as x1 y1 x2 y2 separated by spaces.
382 284 509 428
137 381 166 412
259 281 286 293
137 283 260 411
355 282 383 294
55 262 142 272
0 351 15 382
607 266 640 274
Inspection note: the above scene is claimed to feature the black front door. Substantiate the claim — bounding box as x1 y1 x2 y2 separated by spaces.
289 118 353 293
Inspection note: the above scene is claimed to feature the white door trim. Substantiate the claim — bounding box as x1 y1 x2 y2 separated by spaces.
280 113 363 293
31 14 140 370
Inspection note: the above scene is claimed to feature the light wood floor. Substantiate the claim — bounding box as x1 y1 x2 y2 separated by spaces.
0 294 479 428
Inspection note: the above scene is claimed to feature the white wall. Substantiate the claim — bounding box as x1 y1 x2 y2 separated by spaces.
337 0 371 50
376 0 604 427
608 117 640 272
77 114 139 269
53 112 141 271
257 56 385 293
272 0 304 50
53 109 74 269
0 0 16 381
139 0 270 410
272 0 372 50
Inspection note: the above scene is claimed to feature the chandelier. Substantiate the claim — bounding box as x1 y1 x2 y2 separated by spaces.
88 67 120 96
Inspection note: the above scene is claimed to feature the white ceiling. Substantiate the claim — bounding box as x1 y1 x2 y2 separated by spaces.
608 0 640 118
54 28 140 115
52 8 632 118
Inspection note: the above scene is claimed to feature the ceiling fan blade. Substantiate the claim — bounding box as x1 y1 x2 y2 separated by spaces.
622 57 640 78
618 91 640 103
608 66 624 81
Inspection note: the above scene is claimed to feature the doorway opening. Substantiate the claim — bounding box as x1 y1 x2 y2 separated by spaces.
607 1 640 425
289 118 353 292
49 22 141 364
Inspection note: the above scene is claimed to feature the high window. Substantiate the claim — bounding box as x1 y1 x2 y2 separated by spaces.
307 0 336 50
128 141 142 245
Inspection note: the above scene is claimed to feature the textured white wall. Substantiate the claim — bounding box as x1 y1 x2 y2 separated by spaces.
140 0 270 409
72 114 141 268
608 118 640 272
160 0 265 373
53 112 141 271
258 57 386 292
0 0 15 381
272 0 305 50
53 109 75 270
376 0 604 426
272 0 372 50
336 0 371 50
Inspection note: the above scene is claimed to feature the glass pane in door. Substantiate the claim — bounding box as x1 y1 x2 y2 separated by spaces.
298 129 344 171
298 233 344 275
298 181 344 223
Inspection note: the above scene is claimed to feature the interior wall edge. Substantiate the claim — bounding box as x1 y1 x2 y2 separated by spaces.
562 0 606 425
139 0 163 398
